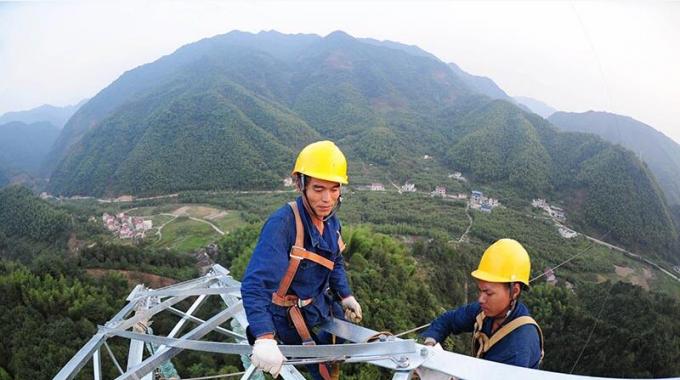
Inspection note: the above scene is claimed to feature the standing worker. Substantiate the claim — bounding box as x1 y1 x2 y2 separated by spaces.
420 239 543 370
241 140 363 379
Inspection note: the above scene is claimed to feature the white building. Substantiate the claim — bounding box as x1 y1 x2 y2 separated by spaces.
370 183 385 191
283 177 294 187
401 183 416 192
558 226 578 239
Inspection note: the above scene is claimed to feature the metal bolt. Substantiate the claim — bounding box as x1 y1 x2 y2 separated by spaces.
397 356 409 368
420 347 429 357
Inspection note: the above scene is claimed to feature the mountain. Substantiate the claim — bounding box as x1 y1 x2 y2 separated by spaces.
46 30 677 256
444 100 676 256
359 38 440 61
0 121 60 175
0 100 87 129
47 30 471 195
448 62 514 102
549 111 680 206
514 96 557 118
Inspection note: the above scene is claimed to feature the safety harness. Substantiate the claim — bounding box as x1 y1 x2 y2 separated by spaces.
270 201 338 380
472 311 544 362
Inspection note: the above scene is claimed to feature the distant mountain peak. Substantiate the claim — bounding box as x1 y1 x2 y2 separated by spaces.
514 96 557 119
325 30 354 40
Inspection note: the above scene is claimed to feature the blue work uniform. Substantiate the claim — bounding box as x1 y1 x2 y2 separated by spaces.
422 302 542 368
241 196 352 377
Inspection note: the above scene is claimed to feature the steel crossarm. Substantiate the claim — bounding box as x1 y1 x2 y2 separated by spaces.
53 332 108 380
114 301 244 379
109 295 190 331
416 342 680 380
131 286 241 300
319 318 426 370
166 306 246 340
102 328 417 358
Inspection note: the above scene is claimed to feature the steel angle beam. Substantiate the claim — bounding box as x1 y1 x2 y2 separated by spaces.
53 332 108 380
167 306 245 340
319 318 384 343
110 295 190 331
103 328 416 358
132 286 241 300
318 318 425 370
114 301 244 379
392 371 414 380
418 347 680 380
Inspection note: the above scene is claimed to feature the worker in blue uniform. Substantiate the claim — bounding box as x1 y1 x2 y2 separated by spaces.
241 140 362 380
421 239 544 371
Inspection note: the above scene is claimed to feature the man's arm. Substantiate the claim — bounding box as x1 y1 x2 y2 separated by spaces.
421 303 481 344
241 210 293 338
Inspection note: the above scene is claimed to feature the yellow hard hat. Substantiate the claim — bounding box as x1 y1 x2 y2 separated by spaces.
292 140 348 184
471 239 531 286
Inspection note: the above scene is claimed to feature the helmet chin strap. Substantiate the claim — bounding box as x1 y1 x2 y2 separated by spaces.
504 282 519 318
298 174 343 223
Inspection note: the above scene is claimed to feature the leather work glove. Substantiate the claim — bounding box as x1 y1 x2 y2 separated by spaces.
251 338 286 378
341 295 363 323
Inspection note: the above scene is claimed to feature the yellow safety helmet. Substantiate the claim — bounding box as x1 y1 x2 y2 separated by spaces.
471 239 531 286
292 140 348 185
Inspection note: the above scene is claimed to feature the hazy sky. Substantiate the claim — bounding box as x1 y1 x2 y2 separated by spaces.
1 1 679 142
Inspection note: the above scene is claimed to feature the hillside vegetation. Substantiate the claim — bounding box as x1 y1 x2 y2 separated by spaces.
550 111 680 206
47 30 678 260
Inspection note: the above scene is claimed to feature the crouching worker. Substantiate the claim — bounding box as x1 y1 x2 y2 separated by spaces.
421 239 543 369
241 141 363 379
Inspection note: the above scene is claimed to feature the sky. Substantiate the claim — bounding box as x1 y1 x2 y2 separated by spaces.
1 1 679 142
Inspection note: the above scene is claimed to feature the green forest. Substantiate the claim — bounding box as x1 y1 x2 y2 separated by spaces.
1 186 679 379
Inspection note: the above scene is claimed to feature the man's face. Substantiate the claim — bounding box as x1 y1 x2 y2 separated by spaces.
303 177 341 218
476 280 515 318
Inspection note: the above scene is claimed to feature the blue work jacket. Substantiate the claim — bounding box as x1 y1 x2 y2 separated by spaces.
422 302 541 368
241 196 353 338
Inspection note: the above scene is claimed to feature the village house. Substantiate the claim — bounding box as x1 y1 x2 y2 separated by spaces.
283 177 294 187
470 190 500 212
103 212 153 240
370 183 385 191
401 182 416 192
431 186 446 197
549 206 566 221
532 198 567 221
544 267 558 285
558 226 578 239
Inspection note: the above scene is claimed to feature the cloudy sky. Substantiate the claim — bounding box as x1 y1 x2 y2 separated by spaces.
1 1 679 142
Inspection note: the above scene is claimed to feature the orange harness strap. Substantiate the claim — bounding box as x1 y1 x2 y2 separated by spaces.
270 201 336 380
472 311 545 362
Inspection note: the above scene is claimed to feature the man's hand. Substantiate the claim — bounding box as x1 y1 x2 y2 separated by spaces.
341 295 363 323
251 338 285 378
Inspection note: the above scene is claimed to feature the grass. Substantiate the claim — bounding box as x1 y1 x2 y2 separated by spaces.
155 217 218 253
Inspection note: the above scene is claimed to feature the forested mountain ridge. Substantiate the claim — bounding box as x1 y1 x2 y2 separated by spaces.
48 30 471 195
549 111 680 206
444 100 677 256
0 121 60 176
0 100 86 128
45 30 678 257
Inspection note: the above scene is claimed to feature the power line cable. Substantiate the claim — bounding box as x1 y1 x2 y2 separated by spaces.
569 281 615 374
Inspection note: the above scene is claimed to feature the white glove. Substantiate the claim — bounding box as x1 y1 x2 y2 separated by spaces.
341 295 363 323
251 338 285 378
